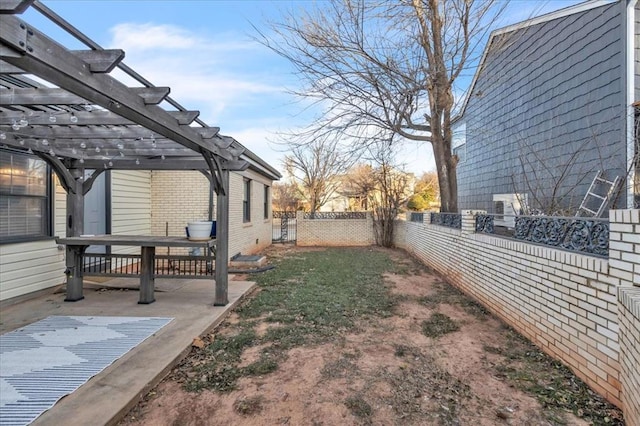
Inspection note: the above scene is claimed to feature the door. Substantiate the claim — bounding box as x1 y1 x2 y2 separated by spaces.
84 170 107 254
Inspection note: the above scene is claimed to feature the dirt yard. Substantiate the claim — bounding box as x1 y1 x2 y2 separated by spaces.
120 246 623 425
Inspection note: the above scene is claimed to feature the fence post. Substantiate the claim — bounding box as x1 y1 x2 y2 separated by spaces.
461 210 486 234
424 211 431 224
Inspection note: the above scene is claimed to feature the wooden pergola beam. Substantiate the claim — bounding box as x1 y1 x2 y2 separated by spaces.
71 49 124 73
0 0 33 14
0 14 231 160
0 123 219 141
0 86 170 106
0 109 201 125
71 158 250 171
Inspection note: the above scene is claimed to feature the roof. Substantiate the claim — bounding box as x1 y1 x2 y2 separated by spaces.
455 0 615 121
0 0 281 188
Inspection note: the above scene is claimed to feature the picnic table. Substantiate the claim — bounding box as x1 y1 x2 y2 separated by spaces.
56 235 216 304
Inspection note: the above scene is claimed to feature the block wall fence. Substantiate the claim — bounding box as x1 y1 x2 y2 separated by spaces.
291 209 640 423
393 209 639 423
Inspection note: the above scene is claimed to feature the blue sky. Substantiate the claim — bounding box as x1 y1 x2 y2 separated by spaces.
22 0 585 176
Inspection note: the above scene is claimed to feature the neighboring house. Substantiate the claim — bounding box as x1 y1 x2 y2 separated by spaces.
0 149 280 303
455 0 638 214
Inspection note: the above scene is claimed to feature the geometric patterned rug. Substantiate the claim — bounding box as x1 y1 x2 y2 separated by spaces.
0 316 173 426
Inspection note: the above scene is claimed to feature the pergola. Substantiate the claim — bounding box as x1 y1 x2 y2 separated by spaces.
0 0 277 305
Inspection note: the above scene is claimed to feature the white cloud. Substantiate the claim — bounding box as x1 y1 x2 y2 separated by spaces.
109 23 200 51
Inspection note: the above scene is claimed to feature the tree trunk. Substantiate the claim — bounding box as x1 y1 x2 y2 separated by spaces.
431 133 458 213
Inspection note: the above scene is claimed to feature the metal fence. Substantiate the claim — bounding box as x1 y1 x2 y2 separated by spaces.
430 212 462 229
475 214 609 257
272 211 297 243
303 211 367 219
409 212 424 222
82 253 215 278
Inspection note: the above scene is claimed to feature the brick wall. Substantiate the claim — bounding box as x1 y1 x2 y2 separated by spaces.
296 212 375 246
614 210 640 426
619 287 640 426
394 210 640 412
150 170 273 257
227 170 273 257
151 171 210 255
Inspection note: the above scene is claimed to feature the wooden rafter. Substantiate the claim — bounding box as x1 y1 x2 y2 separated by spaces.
0 14 231 161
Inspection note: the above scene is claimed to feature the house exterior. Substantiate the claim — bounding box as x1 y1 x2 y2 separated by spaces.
455 0 638 214
150 154 280 258
0 149 280 304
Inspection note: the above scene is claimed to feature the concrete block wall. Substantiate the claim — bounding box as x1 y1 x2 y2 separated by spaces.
394 210 640 410
296 211 375 246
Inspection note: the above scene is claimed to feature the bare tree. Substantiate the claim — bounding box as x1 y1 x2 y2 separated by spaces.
341 164 377 210
366 142 412 247
272 182 303 212
258 0 501 212
283 135 354 213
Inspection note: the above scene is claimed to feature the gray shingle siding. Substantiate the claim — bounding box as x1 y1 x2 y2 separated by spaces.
634 3 640 101
458 3 627 213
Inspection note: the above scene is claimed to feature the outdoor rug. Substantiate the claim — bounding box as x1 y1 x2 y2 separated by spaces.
0 316 173 426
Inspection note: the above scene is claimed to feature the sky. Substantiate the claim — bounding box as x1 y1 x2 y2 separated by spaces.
21 0 586 177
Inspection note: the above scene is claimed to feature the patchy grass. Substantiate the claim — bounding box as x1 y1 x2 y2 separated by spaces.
421 312 460 338
344 395 373 419
182 247 399 392
419 281 489 319
381 347 470 425
485 326 625 425
232 395 264 416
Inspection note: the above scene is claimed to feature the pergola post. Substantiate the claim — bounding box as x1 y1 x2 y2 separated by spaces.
214 169 229 306
64 168 85 301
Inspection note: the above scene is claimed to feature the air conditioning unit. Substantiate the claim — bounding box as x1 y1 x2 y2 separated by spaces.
492 193 526 228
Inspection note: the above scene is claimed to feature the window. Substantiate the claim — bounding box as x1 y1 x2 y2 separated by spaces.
243 178 251 222
452 121 466 164
0 149 52 242
264 185 270 219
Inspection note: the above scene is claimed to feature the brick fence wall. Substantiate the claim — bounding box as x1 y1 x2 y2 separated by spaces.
393 209 639 422
296 211 375 246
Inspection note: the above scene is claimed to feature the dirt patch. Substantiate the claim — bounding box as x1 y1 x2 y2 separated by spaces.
120 246 623 426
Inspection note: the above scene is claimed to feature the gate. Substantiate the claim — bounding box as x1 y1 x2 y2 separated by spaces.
272 211 297 243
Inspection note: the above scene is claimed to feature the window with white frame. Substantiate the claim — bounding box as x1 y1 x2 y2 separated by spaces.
0 149 52 242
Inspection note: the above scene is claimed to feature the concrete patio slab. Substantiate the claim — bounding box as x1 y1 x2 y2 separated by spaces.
0 276 255 426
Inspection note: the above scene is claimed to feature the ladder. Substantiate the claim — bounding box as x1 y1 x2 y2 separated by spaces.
576 171 620 218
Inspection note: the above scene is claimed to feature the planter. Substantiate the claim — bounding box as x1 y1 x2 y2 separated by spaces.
187 221 213 241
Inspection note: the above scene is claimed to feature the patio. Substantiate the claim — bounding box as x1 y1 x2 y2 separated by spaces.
0 276 255 426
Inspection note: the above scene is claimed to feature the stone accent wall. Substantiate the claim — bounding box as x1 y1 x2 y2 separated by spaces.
394 210 640 410
296 212 375 246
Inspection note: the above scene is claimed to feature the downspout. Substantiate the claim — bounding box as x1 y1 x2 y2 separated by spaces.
625 0 636 208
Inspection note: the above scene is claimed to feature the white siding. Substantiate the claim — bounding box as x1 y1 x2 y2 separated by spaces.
110 170 151 255
0 178 66 302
